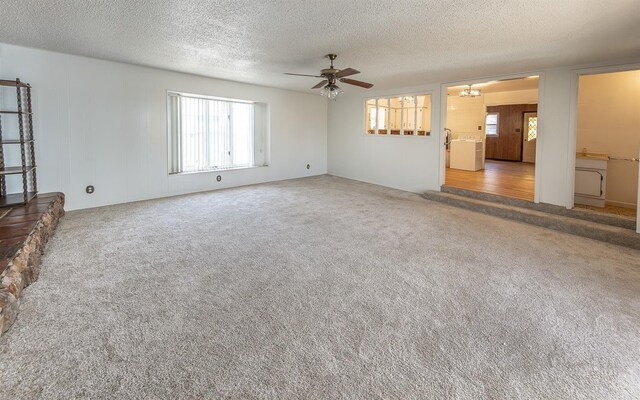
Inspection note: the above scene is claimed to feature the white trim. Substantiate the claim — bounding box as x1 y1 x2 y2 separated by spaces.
168 164 269 176
413 95 418 136
167 90 255 104
566 62 640 211
533 72 545 204
167 92 261 174
438 83 447 190
484 111 499 137
400 97 405 135
439 71 544 202
361 91 435 138
441 71 542 90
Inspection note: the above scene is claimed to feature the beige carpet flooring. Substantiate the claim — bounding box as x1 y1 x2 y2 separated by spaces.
0 175 639 399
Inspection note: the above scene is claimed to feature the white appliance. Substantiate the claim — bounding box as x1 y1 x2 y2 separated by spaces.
450 139 483 171
574 153 608 207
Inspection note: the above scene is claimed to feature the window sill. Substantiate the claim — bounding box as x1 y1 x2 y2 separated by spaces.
169 164 269 176
364 131 431 138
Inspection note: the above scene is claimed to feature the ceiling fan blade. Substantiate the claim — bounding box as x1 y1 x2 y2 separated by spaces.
340 78 373 89
312 80 328 89
284 72 324 78
335 68 360 78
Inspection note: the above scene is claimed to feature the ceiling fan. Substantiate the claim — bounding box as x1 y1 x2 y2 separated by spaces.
284 54 373 99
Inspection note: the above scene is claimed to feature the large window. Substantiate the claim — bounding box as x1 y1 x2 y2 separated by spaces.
365 94 431 136
167 92 267 174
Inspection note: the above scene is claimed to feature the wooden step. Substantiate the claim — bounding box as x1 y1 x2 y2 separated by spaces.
423 190 640 250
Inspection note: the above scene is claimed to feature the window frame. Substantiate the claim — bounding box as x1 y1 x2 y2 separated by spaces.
167 91 267 175
362 91 433 138
485 112 499 137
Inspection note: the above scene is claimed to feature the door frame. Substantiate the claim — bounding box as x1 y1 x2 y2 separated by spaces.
566 63 640 210
439 72 544 203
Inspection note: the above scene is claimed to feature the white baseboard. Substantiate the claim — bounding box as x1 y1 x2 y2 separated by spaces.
575 195 605 207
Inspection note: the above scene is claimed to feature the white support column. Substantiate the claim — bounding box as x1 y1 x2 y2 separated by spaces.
637 151 639 234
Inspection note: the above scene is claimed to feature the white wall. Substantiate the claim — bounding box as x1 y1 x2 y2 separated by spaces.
2 43 637 211
577 70 640 208
0 44 328 210
328 60 640 208
328 85 441 193
483 89 538 106
445 95 484 138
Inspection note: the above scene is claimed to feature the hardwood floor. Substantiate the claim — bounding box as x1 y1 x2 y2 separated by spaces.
574 203 637 218
445 160 535 201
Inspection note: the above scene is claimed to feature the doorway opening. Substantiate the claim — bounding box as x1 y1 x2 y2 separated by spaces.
573 69 639 219
443 76 539 201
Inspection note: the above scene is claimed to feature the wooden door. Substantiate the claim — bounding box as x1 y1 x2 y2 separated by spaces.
485 104 537 161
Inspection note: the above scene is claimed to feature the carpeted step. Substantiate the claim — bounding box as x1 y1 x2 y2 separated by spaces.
441 185 636 230
423 190 640 250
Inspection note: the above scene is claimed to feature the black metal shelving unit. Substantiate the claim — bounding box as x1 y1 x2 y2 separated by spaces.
0 79 37 207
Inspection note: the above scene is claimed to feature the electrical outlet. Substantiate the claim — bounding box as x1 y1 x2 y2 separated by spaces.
86 185 95 194
216 175 222 182
306 164 310 170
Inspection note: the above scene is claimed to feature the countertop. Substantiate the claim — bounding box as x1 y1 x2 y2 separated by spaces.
576 152 609 161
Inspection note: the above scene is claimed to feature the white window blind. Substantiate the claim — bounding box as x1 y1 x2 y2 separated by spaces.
168 93 263 174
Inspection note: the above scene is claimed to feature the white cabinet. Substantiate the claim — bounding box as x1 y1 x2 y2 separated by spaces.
388 109 400 130
450 140 483 171
403 108 416 131
401 109 407 130
575 170 603 197
409 109 415 130
417 107 430 132
574 153 608 207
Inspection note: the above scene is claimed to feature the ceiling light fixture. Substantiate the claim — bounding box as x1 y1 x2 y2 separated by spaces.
320 84 343 100
459 85 481 97
398 96 414 103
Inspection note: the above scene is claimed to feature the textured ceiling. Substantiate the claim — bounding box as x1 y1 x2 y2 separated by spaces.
0 1 639 93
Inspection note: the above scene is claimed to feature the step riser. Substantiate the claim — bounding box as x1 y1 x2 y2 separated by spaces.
441 186 534 208
423 192 640 250
441 186 636 230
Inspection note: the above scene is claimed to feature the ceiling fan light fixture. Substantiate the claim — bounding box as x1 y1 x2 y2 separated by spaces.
459 85 481 97
321 84 343 100
284 54 372 99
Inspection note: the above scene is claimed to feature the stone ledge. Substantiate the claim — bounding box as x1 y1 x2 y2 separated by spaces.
0 193 65 336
